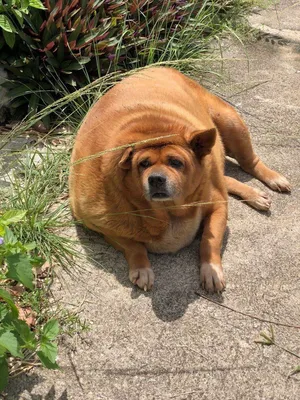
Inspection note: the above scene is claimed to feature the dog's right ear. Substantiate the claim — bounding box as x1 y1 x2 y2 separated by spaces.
118 147 133 170
184 128 216 158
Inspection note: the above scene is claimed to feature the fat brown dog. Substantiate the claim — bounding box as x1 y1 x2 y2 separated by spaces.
69 67 291 293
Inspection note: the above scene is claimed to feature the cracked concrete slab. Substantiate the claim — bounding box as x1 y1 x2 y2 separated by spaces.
249 0 300 43
4 1 300 399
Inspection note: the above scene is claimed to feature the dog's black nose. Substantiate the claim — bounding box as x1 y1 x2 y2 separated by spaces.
148 174 166 188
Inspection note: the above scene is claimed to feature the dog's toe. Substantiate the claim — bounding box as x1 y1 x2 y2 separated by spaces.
129 267 154 291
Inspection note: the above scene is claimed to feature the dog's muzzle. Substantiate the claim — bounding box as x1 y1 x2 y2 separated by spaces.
147 173 171 201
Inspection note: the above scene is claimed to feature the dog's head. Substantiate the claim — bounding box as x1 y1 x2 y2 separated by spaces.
118 128 216 202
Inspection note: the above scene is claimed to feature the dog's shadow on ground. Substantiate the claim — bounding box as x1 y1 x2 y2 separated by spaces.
5 374 68 400
75 224 230 322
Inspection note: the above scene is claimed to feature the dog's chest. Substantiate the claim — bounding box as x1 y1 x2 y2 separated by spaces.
146 208 202 254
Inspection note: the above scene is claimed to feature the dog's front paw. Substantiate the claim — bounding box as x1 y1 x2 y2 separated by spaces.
129 267 154 291
266 174 291 193
249 188 271 211
200 263 225 293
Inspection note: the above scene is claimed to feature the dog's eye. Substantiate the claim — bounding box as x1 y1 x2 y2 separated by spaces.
139 159 151 169
168 158 183 169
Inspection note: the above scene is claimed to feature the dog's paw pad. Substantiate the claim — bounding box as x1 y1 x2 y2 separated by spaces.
200 263 225 293
249 189 271 211
129 267 154 291
266 175 291 193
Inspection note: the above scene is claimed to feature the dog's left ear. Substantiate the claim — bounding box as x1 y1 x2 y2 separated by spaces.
185 128 216 158
118 147 133 169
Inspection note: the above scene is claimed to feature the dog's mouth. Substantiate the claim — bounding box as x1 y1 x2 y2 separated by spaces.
151 192 170 200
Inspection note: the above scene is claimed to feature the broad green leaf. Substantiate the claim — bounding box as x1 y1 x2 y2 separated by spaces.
3 226 17 245
12 9 24 26
39 341 57 363
37 341 59 369
0 345 6 356
29 0 46 9
12 320 36 348
37 349 59 370
42 320 59 341
23 242 37 251
0 356 9 391
0 330 23 358
1 210 27 225
20 0 30 11
6 253 34 290
0 304 8 322
0 224 4 236
0 289 19 318
46 57 60 68
0 15 15 33
1 309 16 326
3 30 15 49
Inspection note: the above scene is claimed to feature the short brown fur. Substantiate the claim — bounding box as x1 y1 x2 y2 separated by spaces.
69 67 290 292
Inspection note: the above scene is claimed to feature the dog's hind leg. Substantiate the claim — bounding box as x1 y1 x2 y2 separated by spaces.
205 93 291 192
225 176 271 211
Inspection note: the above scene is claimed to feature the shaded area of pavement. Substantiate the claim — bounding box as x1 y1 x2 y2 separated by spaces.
5 1 300 399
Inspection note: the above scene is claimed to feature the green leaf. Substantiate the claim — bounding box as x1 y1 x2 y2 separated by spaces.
28 93 39 117
64 75 77 87
0 304 8 322
0 330 23 358
7 84 36 100
29 0 46 9
0 344 7 356
0 289 19 318
37 341 59 369
3 226 17 245
0 15 15 33
46 57 60 68
63 62 84 71
40 341 57 363
0 357 9 392
1 210 27 225
37 350 59 369
68 21 82 43
3 30 15 48
29 255 44 267
0 224 4 237
20 0 30 11
23 242 36 251
42 320 59 341
12 320 36 348
6 253 34 290
12 9 24 26
77 31 101 47
78 57 91 65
